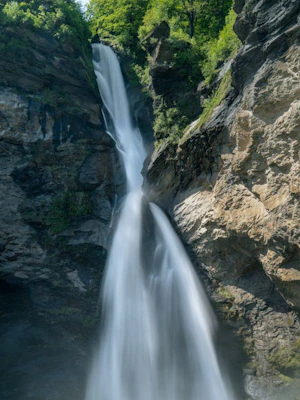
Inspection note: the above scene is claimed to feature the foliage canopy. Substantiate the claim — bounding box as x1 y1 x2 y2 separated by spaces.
87 0 149 50
87 0 233 50
0 0 90 51
140 0 233 42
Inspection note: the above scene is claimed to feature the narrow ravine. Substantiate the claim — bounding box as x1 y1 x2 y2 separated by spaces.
85 43 236 400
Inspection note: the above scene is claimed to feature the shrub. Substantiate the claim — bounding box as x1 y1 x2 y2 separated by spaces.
87 0 149 51
197 69 232 129
201 8 241 83
154 96 189 145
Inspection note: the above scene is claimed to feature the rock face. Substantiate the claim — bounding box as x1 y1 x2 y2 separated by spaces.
0 28 124 400
143 21 202 129
147 0 300 398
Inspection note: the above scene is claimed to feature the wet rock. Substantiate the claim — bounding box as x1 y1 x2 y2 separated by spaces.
79 151 115 190
0 239 6 253
0 20 124 400
91 185 113 222
59 218 109 250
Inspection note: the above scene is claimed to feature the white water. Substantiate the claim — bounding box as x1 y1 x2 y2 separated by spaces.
86 43 236 400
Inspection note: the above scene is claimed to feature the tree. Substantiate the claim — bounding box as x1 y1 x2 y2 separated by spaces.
0 0 90 50
139 0 232 41
87 0 149 48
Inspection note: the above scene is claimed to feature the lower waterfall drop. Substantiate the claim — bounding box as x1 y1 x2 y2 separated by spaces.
85 43 236 400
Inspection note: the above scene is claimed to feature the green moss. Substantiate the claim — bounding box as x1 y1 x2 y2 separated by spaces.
197 69 232 129
268 339 300 376
245 360 258 371
219 305 242 321
47 307 81 316
34 88 59 107
243 336 255 357
83 315 98 328
79 48 99 93
216 285 235 301
32 87 82 112
278 373 294 385
0 30 29 55
45 203 69 234
45 191 93 234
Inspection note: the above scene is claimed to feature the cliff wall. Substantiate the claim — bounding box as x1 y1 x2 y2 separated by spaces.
0 26 124 400
147 1 300 398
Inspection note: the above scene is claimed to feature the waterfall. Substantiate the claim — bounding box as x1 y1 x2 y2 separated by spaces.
86 43 236 400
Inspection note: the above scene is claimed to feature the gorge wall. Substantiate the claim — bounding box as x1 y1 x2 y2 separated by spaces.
147 0 300 398
0 26 124 400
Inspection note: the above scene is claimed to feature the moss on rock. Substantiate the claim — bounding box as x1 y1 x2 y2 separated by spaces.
45 191 93 234
268 339 300 376
197 69 232 130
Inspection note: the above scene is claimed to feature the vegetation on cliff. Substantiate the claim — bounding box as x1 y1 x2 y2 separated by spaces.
0 0 240 146
88 0 232 48
139 0 232 41
87 0 240 146
0 0 90 52
0 0 99 118
201 8 241 83
87 0 147 51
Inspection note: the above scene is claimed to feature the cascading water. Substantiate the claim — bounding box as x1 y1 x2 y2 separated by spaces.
86 43 236 400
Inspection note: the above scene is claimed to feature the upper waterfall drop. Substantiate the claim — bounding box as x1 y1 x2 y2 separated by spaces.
92 44 146 191
86 43 236 400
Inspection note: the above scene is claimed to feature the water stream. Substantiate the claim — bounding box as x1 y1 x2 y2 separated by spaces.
85 43 236 400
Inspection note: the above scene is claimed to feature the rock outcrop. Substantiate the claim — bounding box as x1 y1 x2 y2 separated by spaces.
147 0 300 398
142 21 202 140
0 27 124 400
